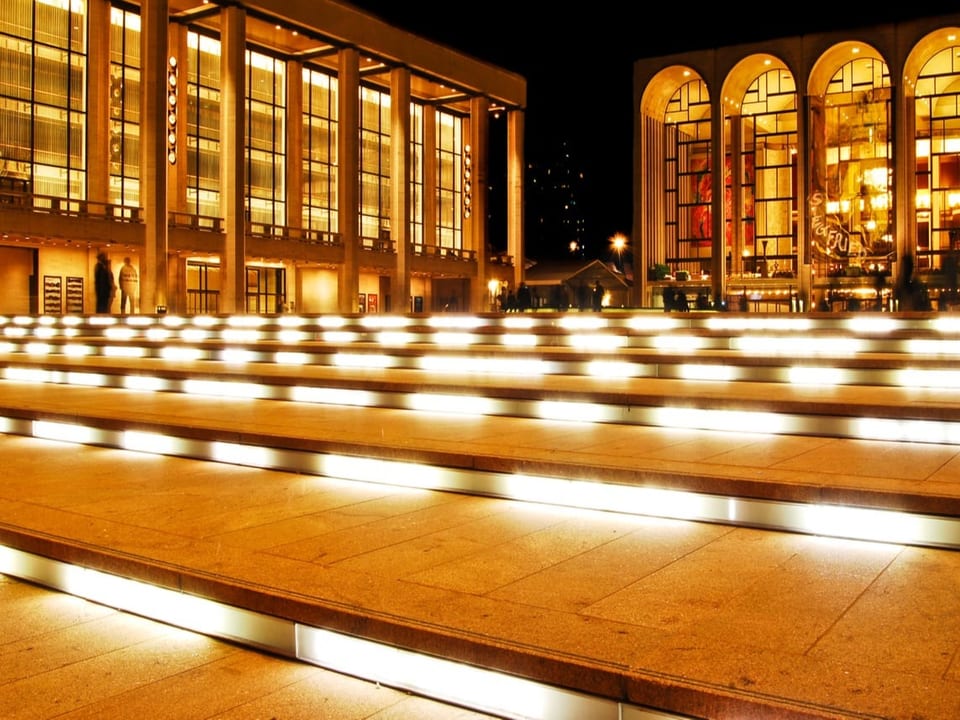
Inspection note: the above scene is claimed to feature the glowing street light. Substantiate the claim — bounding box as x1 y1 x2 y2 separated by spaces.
610 233 627 271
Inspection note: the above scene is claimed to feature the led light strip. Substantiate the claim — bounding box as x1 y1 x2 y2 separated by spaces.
4 416 960 549
5 364 960 445
0 545 683 720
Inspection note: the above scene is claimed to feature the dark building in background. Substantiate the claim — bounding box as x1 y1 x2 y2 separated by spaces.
525 139 590 261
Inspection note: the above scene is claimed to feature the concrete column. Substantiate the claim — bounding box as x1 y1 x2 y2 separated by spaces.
220 5 246 313
86 0 110 205
140 0 169 313
390 66 411 316
337 48 360 313
894 83 915 274
468 96 489 312
286 60 303 228
285 60 303 312
167 24 187 216
794 92 810 310
507 108 524 293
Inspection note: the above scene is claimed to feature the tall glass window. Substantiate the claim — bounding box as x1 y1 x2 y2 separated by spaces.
409 102 423 248
359 84 390 240
739 67 798 277
664 78 711 276
185 30 220 218
108 6 140 207
302 65 337 234
246 49 284 226
914 45 960 271
811 56 891 279
0 0 87 199
435 109 462 249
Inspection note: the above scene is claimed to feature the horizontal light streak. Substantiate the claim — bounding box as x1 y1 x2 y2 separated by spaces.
897 368 960 388
407 393 495 415
183 379 265 399
734 335 863 356
788 366 845 386
706 316 813 331
333 352 393 369
585 360 638 378
418 355 547 375
907 338 960 355
567 333 626 351
678 363 735 381
0 546 628 720
162 346 204 361
291 386 375 406
652 334 704 352
501 333 538 347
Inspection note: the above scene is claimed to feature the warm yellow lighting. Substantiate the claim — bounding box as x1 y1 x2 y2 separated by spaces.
361 315 409 328
788 366 843 386
559 315 606 330
122 430 178 454
501 333 538 347
161 346 203 361
103 345 146 358
585 360 637 378
652 334 704 352
679 364 734 381
275 351 309 365
220 348 256 364
434 331 475 346
212 441 272 467
221 328 261 342
24 342 52 355
32 420 96 444
407 393 495 416
124 375 167 392
322 330 358 343
333 352 393 368
418 355 546 375
183 379 264 399
536 400 608 423
567 333 625 351
291 386 374 406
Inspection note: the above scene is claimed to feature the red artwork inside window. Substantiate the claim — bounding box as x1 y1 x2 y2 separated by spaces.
690 156 754 248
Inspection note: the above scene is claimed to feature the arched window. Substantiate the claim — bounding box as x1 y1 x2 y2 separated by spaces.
914 45 960 271
810 56 892 279
663 78 711 277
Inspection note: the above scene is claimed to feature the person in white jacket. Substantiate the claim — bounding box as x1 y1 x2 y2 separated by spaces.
117 256 139 314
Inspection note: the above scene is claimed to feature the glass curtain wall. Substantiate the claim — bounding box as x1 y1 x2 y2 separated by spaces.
359 84 390 241
301 65 337 234
810 56 892 280
664 79 711 278
185 30 220 218
245 49 284 226
435 109 462 251
914 44 960 273
108 6 139 207
0 0 87 199
739 67 798 278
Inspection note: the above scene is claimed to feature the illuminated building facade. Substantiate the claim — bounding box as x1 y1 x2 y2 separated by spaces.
632 13 960 311
0 0 526 316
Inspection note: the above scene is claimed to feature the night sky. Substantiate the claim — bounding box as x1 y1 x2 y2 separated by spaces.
348 3 960 258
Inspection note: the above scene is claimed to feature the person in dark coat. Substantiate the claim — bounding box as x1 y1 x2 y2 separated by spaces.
591 281 604 311
94 251 115 314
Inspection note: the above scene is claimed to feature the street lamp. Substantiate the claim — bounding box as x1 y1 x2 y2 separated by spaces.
610 233 627 272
